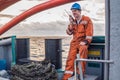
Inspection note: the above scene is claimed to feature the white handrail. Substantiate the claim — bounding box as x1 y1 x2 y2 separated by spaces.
74 59 114 80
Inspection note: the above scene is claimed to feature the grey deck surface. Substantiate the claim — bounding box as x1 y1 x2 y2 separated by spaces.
68 74 99 80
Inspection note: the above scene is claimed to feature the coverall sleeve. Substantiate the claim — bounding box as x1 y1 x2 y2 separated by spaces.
66 24 73 35
85 18 93 44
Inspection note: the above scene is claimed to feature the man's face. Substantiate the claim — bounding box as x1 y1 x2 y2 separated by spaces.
71 9 81 19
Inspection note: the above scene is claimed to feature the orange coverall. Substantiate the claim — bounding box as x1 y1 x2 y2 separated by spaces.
62 15 93 80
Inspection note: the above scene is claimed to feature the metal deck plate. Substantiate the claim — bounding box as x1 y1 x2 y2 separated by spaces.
68 74 99 80
0 77 9 80
84 75 99 80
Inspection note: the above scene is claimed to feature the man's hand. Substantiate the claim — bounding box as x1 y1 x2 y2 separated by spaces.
80 41 86 45
68 24 73 30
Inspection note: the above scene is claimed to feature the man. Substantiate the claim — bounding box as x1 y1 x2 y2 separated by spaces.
62 3 93 80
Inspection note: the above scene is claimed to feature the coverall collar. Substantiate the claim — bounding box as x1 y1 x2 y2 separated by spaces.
76 15 83 24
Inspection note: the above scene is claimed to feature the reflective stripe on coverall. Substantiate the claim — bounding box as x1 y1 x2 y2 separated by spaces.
62 15 93 80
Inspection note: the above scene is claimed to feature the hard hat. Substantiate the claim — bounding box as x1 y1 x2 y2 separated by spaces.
71 3 81 10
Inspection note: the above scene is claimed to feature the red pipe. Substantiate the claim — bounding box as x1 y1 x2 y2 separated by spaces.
0 0 79 35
